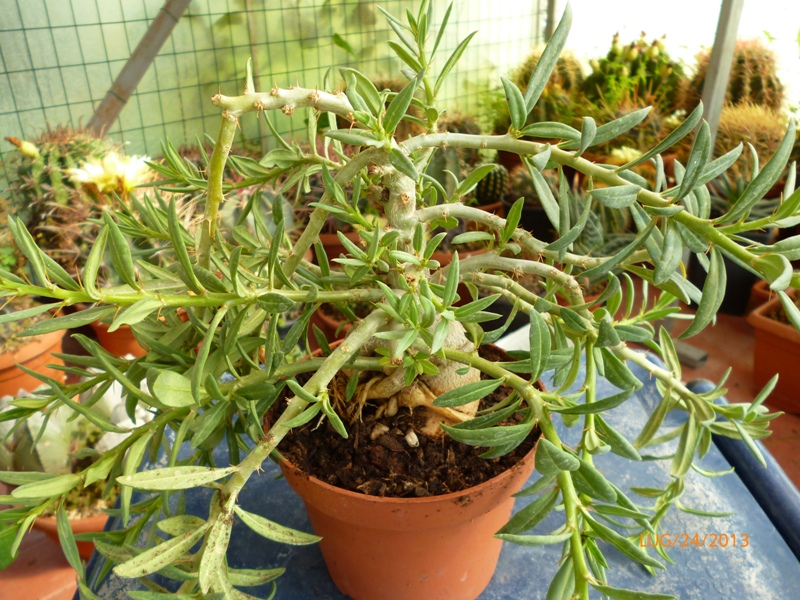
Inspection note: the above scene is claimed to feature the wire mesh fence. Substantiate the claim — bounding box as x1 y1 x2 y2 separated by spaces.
1 0 544 184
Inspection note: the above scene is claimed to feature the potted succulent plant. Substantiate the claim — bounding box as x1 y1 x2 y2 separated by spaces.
0 3 798 599
0 382 149 560
748 280 800 412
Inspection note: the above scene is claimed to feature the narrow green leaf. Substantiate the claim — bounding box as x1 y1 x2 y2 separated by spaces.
590 184 641 209
114 524 208 578
675 121 711 202
675 501 734 518
588 107 651 148
199 513 233 594
497 487 560 535
577 117 597 156
121 432 153 526
384 72 422 135
496 531 572 546
523 3 572 112
110 299 162 332
12 473 81 499
584 512 664 569
56 505 84 575
679 247 726 338
520 122 581 142
528 162 560 228
433 378 504 408
720 119 796 223
388 147 419 180
234 505 320 545
590 582 675 600
118 466 236 491
550 388 633 415
529 309 551 381
20 307 117 337
617 103 704 171
535 438 580 477
435 32 477 95
501 77 527 130
103 211 139 290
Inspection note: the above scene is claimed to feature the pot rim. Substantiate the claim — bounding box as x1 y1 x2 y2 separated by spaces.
277 433 539 508
747 296 800 345
0 328 64 371
277 341 541 507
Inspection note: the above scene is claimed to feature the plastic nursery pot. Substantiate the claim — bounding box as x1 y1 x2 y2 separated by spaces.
0 330 65 397
89 321 147 358
279 444 536 600
748 295 800 413
33 513 108 560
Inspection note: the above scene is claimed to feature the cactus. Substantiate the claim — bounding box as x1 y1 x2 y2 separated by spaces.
514 49 585 97
2 127 151 277
437 112 483 166
683 39 784 112
715 104 788 177
474 164 509 205
583 32 685 113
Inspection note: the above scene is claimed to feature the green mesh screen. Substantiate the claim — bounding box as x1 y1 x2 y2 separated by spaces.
1 0 544 176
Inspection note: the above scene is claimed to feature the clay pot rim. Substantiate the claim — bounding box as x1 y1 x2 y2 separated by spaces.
34 512 109 530
748 295 800 345
278 435 538 508
0 329 64 371
279 341 541 506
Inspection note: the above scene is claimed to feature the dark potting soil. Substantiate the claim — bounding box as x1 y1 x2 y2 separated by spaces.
766 299 797 326
272 346 541 498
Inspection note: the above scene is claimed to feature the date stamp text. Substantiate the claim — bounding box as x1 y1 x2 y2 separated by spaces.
639 533 750 549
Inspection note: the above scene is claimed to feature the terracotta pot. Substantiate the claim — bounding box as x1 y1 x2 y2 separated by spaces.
475 200 505 218
0 330 65 397
89 321 147 358
276 342 539 600
34 513 108 560
279 443 536 600
748 296 800 413
308 305 352 348
751 280 772 307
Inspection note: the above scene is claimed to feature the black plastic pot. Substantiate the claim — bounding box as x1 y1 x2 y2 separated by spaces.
687 230 773 315
503 198 556 243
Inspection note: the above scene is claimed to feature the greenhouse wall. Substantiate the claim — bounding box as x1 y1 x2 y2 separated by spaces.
0 0 544 173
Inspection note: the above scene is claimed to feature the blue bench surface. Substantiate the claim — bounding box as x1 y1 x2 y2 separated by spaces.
82 331 800 599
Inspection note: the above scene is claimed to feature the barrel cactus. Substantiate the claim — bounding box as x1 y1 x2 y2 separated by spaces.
474 164 509 206
583 32 685 113
683 39 784 112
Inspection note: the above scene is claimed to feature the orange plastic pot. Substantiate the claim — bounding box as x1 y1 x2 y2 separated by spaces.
748 296 800 413
34 513 108 560
0 330 65 397
279 442 537 600
90 321 147 358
